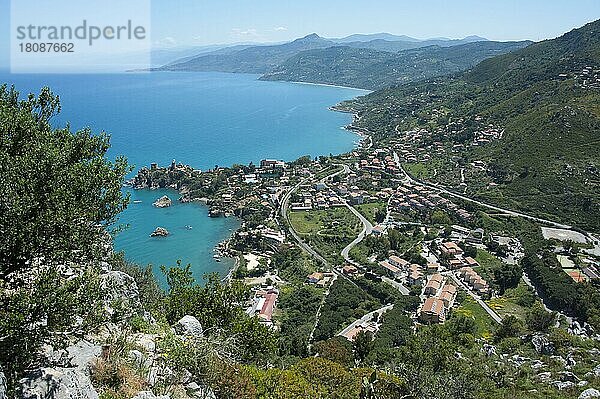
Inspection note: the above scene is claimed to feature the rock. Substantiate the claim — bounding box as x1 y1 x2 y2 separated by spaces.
531 360 545 370
551 381 575 390
100 270 142 319
131 391 170 399
174 315 203 338
585 364 600 379
482 343 496 357
128 350 144 368
0 369 7 399
147 365 175 388
20 340 101 399
150 227 169 237
558 371 580 382
134 333 156 354
153 195 172 208
537 372 552 381
578 381 589 387
532 333 555 355
580 389 600 399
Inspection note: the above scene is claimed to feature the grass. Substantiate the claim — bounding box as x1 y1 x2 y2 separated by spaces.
454 296 496 339
487 281 535 321
475 249 504 269
289 208 361 264
404 162 432 179
289 208 359 236
355 201 386 225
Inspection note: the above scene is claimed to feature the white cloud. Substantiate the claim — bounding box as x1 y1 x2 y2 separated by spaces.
230 28 260 38
274 26 288 32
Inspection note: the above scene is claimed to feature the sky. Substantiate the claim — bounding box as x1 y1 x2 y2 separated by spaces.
1 0 599 68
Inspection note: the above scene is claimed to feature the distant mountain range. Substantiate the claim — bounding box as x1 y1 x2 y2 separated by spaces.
260 41 531 90
160 33 529 89
161 34 334 74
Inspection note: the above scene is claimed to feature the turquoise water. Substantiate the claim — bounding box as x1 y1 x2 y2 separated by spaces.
0 71 367 283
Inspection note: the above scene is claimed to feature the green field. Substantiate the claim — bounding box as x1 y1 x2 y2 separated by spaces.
355 201 387 225
455 296 496 339
289 208 361 264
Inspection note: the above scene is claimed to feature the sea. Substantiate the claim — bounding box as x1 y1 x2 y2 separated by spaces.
0 71 368 285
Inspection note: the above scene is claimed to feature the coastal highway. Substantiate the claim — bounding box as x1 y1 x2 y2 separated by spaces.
393 152 573 230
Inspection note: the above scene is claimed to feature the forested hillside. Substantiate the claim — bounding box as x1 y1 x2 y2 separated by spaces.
343 19 600 231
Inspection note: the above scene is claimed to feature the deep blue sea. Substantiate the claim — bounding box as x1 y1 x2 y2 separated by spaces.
0 71 367 284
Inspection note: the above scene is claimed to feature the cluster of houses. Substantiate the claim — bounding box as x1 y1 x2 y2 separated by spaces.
419 274 458 324
570 66 600 89
378 255 440 286
438 241 481 271
358 148 400 174
472 126 504 147
389 182 473 221
458 267 490 295
247 287 279 327
290 182 347 211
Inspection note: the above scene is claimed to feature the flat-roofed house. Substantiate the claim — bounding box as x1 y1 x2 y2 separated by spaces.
464 257 479 267
427 262 440 273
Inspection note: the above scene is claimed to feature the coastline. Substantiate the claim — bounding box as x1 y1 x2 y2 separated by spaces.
286 79 373 93
122 84 370 282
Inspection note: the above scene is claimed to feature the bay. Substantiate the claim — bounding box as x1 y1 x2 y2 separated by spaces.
0 71 368 284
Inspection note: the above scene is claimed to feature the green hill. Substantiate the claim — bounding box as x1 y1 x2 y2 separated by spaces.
260 41 531 90
343 19 600 231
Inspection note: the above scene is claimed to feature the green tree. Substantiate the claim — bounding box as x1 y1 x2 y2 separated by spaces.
353 330 374 364
525 302 556 332
0 85 130 278
492 263 522 294
0 86 129 394
494 315 523 341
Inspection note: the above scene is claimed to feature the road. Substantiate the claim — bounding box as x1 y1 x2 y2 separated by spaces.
393 152 573 230
338 304 394 337
447 273 502 324
280 174 330 266
381 276 410 295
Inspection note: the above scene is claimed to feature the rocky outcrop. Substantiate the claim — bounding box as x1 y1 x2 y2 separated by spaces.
150 227 170 237
585 364 600 379
174 316 203 339
153 196 172 208
532 334 555 355
580 388 600 399
100 270 142 319
20 340 101 399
